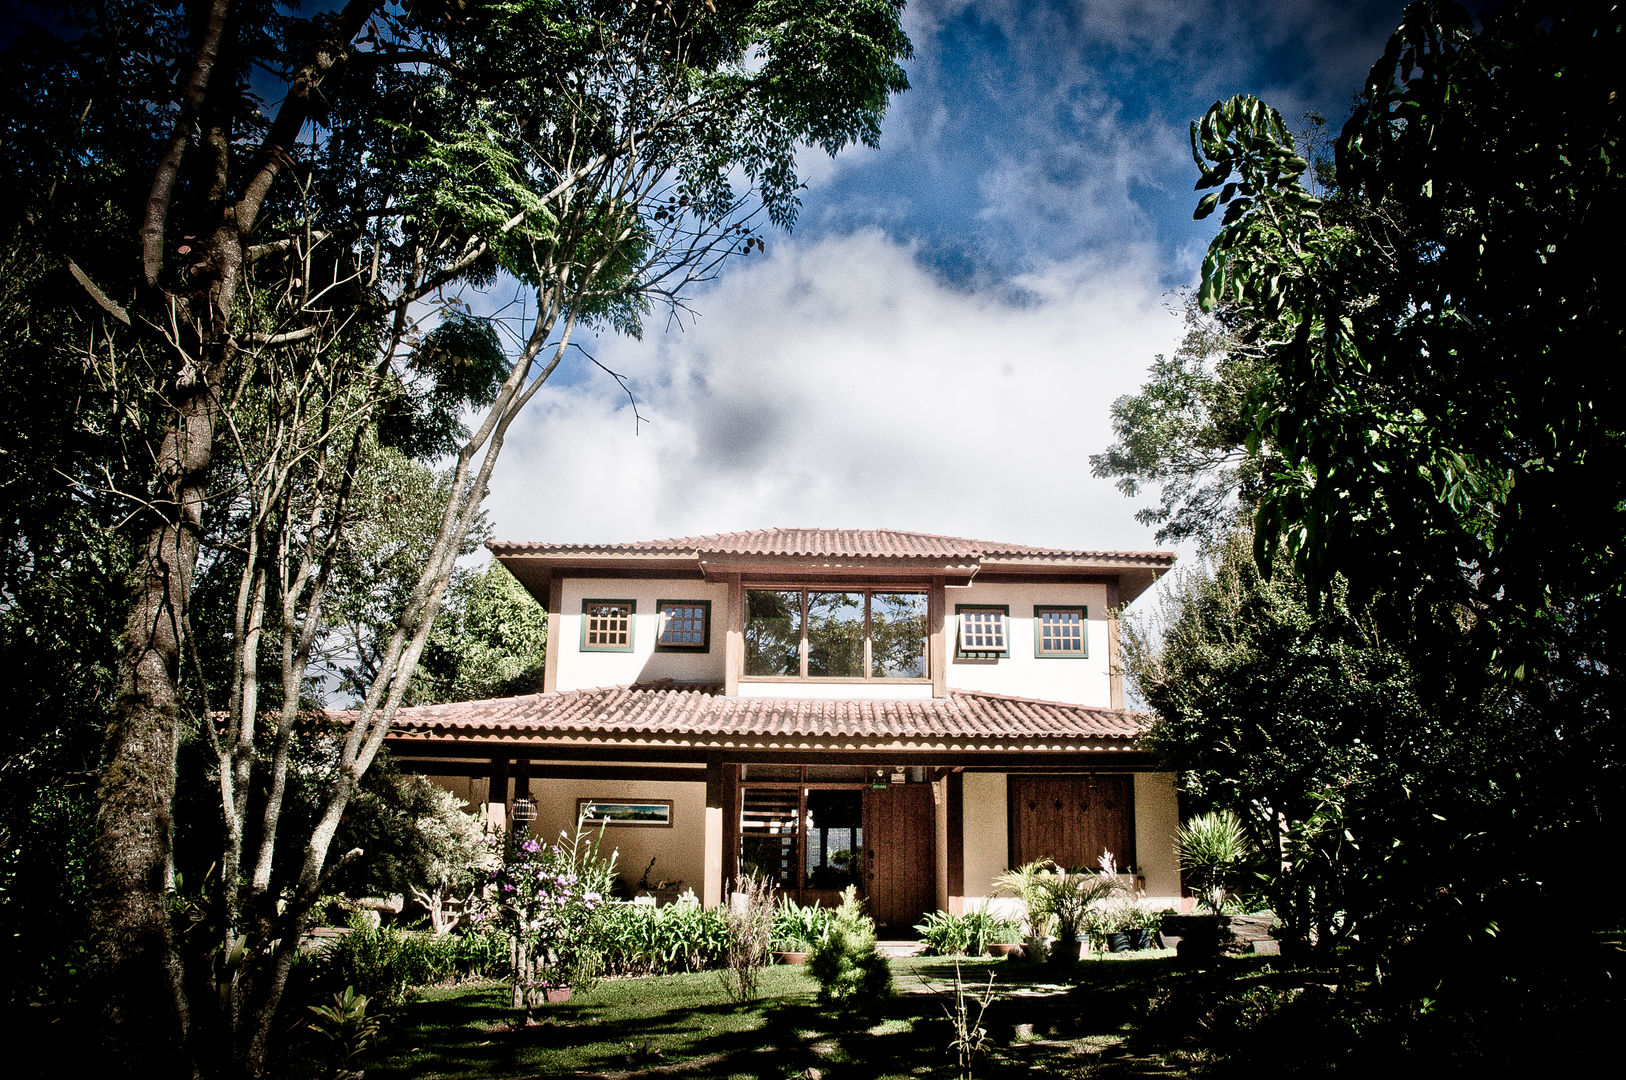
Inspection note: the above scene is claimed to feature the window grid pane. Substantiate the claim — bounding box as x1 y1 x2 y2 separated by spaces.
658 602 709 649
584 602 632 649
1036 607 1086 655
960 608 1006 652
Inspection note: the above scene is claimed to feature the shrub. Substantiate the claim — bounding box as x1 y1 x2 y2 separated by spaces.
303 915 456 1008
1176 811 1252 914
719 873 776 1001
808 886 892 1010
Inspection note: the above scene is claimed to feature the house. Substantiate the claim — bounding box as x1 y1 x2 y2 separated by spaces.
386 528 1179 930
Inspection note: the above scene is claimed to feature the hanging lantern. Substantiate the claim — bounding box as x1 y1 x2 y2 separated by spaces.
511 797 538 822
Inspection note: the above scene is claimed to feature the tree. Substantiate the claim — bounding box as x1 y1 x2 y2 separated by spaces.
3 2 912 1074
409 560 549 704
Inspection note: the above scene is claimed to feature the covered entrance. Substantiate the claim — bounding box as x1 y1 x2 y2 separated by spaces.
734 765 937 931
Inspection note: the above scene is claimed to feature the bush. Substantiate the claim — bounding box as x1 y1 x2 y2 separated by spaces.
301 915 457 1008
808 886 892 1010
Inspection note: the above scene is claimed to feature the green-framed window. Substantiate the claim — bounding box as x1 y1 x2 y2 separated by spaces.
581 599 635 652
1034 605 1088 657
955 604 1009 658
656 599 711 652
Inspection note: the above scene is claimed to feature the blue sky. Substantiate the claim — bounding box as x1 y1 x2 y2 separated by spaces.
485 0 1429 569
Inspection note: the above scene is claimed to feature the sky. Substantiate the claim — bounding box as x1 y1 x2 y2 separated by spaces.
476 0 1421 581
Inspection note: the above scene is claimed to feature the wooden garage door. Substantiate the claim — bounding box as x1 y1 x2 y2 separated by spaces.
1009 775 1134 872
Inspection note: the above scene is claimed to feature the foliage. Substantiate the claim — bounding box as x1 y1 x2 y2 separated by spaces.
718 873 777 1002
400 783 494 934
936 959 997 1080
914 909 1023 956
772 895 836 953
806 886 892 1010
305 986 383 1080
593 896 730 977
300 917 460 1010
1175 812 1253 915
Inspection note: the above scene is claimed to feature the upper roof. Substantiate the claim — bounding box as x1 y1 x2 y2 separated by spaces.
491 527 1175 604
381 684 1147 758
490 527 1172 563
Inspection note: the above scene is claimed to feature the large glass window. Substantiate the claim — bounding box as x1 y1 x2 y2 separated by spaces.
744 588 927 679
745 589 801 676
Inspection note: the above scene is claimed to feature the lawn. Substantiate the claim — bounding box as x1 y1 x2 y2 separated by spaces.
371 952 1191 1079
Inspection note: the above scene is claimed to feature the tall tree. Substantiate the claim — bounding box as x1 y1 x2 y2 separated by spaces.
3 1 911 1074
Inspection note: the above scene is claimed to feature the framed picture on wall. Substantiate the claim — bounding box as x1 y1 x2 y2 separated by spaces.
577 798 674 828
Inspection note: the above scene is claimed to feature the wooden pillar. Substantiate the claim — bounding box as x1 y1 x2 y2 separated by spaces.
486 756 510 832
542 575 563 693
724 574 743 697
929 575 947 698
946 771 965 915
703 757 725 909
1106 578 1124 710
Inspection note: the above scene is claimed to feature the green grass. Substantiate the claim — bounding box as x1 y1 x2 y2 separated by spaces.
369 953 1193 1079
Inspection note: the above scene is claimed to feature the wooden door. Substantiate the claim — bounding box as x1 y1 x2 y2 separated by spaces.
1009 775 1134 871
863 784 936 931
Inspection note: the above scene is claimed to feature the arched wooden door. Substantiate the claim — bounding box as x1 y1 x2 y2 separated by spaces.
863 784 936 932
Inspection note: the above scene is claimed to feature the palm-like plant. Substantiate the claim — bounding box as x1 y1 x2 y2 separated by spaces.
1176 811 1252 913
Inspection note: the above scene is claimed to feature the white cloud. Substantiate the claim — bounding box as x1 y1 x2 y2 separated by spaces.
485 229 1184 556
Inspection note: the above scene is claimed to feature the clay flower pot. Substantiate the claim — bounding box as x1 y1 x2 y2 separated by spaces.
774 950 810 965
985 942 1022 958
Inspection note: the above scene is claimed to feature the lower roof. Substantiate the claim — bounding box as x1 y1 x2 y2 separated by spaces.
381 684 1147 757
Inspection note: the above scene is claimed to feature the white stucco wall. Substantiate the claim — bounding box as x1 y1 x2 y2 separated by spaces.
554 577 728 691
736 681 935 700
944 581 1112 706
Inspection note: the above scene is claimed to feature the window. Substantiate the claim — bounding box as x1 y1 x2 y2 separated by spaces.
744 588 927 679
956 605 1008 658
656 600 711 651
580 599 634 651
1034 605 1088 657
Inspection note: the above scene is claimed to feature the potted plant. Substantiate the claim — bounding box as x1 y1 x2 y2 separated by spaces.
991 860 1058 960
1034 866 1123 964
1165 811 1252 960
772 895 829 964
981 915 1024 958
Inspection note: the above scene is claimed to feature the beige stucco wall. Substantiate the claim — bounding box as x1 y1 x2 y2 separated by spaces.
554 576 729 691
961 772 1010 899
933 775 949 913
521 775 709 898
945 581 1112 705
1133 772 1182 903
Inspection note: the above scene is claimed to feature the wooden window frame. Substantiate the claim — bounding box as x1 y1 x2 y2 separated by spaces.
955 604 1009 659
1034 605 1088 658
741 586 929 683
580 598 636 652
655 599 712 652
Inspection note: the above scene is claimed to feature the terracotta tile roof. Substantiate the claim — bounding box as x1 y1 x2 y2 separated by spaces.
488 527 1172 564
380 685 1146 752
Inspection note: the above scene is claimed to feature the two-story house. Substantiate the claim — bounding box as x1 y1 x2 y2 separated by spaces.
386 528 1179 930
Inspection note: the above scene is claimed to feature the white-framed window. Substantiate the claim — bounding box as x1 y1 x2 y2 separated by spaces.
581 599 635 651
956 605 1009 658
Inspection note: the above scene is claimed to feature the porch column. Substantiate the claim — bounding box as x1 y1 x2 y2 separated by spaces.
703 759 725 908
486 756 510 832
